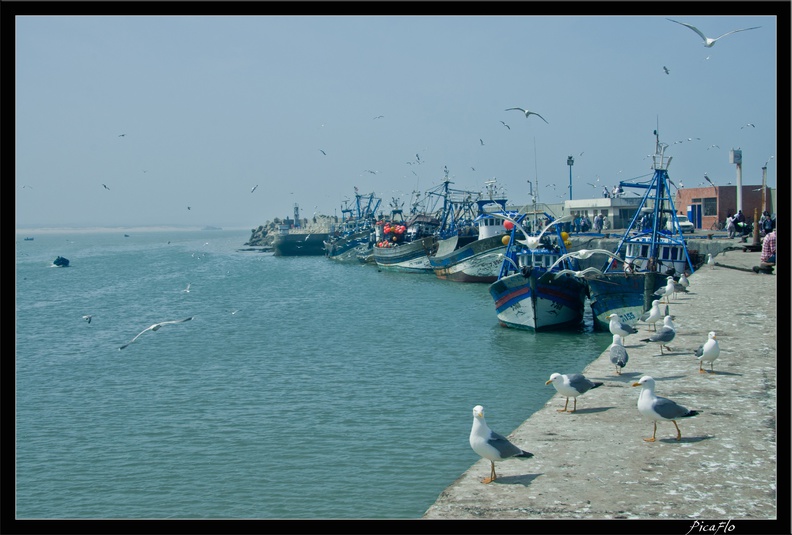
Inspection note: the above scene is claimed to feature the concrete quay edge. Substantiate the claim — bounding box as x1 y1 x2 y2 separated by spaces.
423 249 782 526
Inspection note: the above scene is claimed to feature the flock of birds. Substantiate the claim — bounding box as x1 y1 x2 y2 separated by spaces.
470 266 722 483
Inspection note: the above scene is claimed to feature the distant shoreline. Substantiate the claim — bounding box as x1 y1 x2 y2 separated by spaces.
15 225 253 235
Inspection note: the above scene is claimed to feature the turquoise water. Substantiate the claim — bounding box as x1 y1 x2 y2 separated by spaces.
15 229 611 519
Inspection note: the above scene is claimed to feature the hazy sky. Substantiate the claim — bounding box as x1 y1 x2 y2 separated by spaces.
14 8 782 229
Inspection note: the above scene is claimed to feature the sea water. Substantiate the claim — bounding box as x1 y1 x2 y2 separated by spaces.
15 229 612 519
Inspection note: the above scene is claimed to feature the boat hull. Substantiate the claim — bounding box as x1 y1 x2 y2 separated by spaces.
373 236 438 272
430 234 507 283
586 272 669 331
273 233 330 256
325 231 373 263
488 271 587 330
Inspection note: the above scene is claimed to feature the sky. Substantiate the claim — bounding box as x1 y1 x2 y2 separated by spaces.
13 6 785 229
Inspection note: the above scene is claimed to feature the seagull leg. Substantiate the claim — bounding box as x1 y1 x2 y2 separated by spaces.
673 421 682 441
699 362 706 373
570 398 577 413
644 422 657 442
482 461 496 484
558 398 569 412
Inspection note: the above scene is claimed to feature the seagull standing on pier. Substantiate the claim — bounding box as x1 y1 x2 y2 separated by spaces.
654 276 677 304
469 405 533 484
640 315 676 354
639 299 663 331
607 313 638 340
545 373 603 412
694 331 720 373
633 375 699 441
609 335 629 375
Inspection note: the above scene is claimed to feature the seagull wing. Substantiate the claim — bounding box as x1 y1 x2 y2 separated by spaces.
712 26 761 41
119 325 156 350
667 18 708 43
119 317 193 350
505 107 527 114
530 112 549 124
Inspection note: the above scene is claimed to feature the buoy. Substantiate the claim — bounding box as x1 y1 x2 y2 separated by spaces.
502 235 510 245
504 221 514 231
561 231 569 241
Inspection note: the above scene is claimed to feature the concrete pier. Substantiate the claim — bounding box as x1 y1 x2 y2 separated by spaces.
423 250 782 528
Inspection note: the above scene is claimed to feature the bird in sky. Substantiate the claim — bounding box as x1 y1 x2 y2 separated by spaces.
545 372 603 413
695 331 721 373
505 107 549 124
373 115 384 119
667 18 761 48
102 184 110 190
480 139 484 146
632 375 699 442
741 123 756 129
319 149 326 155
500 120 510 130
364 170 377 175
119 317 194 350
707 144 720 150
82 314 93 324
118 133 126 137
187 206 191 210
663 66 670 74
251 185 258 193
469 405 533 484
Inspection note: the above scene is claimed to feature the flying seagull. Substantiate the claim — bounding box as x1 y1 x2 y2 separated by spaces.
500 120 511 130
251 185 258 193
118 133 126 137
663 66 670 74
102 184 110 190
319 149 326 155
373 115 384 119
480 139 484 146
119 317 194 350
741 123 756 129
667 18 761 48
505 107 549 124
183 283 191 293
82 315 93 324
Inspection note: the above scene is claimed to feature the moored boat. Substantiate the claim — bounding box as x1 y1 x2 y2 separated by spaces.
324 189 381 263
583 129 699 331
430 179 512 283
272 203 330 257
488 212 587 330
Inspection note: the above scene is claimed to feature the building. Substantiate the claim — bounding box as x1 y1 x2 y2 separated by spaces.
673 185 774 230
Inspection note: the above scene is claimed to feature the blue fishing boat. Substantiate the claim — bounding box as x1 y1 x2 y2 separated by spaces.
372 177 477 273
583 129 699 331
430 179 513 283
324 189 381 263
488 212 587 330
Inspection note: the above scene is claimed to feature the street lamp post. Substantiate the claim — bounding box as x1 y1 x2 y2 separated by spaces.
567 155 574 200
